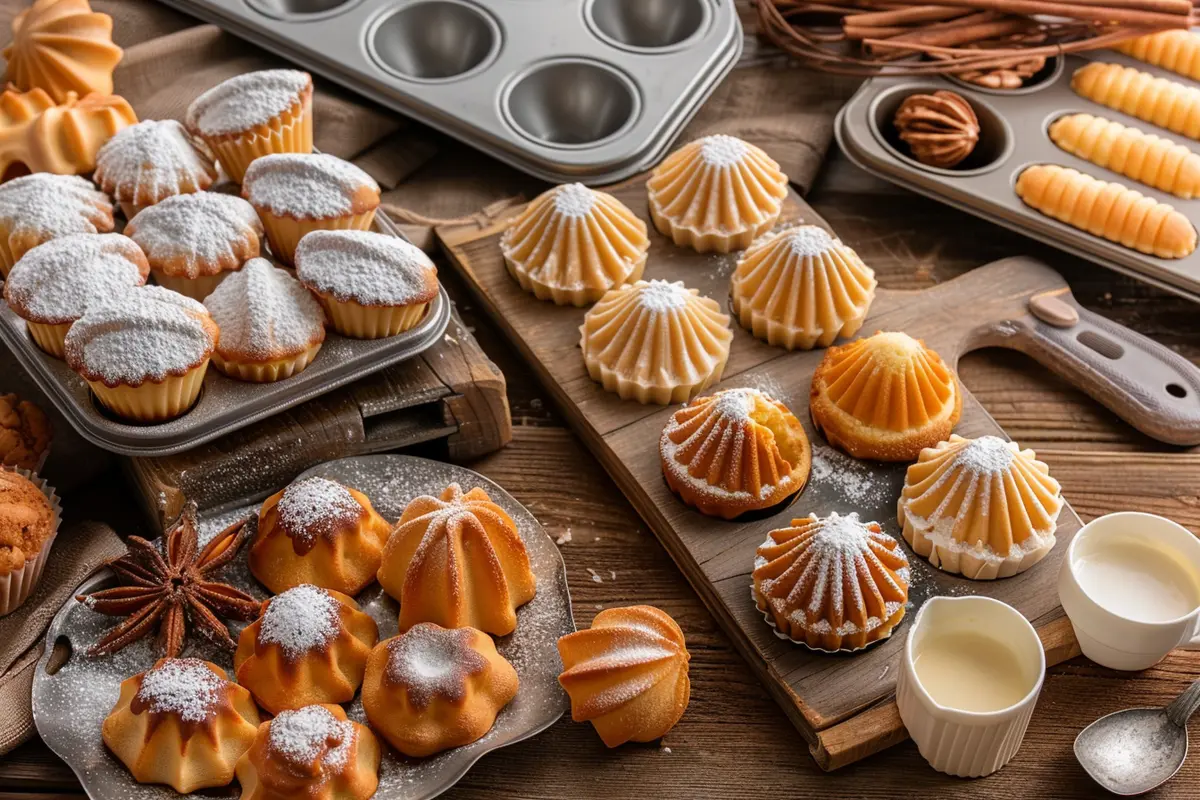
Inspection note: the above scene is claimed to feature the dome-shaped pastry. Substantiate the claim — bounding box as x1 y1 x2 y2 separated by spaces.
362 623 519 757
898 434 1064 580
499 182 649 306
647 134 788 253
3 0 123 103
101 658 260 793
0 88 136 179
580 279 733 404
557 605 690 747
251 476 391 596
660 387 811 519
236 704 380 800
810 331 962 461
731 225 876 350
234 584 379 714
94 120 216 218
203 258 326 382
377 483 536 637
752 512 910 652
0 172 113 275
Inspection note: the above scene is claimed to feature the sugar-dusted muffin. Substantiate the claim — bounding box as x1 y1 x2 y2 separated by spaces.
3 233 149 358
1071 62 1200 140
102 658 260 793
3 0 123 102
1048 113 1200 200
557 606 690 747
235 584 378 714
236 704 381 800
753 512 910 652
378 483 536 636
362 623 519 758
250 476 391 595
660 388 811 519
647 134 788 253
0 394 52 473
731 224 876 350
500 182 649 306
242 153 380 264
580 279 733 404
64 286 219 422
93 120 217 218
295 230 439 339
0 467 59 616
0 173 113 276
203 258 326 382
185 69 313 183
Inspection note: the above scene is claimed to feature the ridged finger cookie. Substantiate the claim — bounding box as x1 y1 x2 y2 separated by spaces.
1115 30 1200 82
1071 62 1200 140
1048 113 1200 199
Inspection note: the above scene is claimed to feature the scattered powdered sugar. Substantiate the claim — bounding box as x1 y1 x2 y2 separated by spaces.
386 625 487 709
955 435 1015 474
267 705 354 771
709 387 756 422
204 258 325 358
276 476 362 544
295 229 437 306
258 584 340 658
127 192 262 276
243 153 378 218
809 443 889 506
94 120 215 204
698 134 749 168
134 658 223 723
783 225 836 258
0 173 111 238
186 69 310 137
552 183 596 218
635 279 690 312
3 234 146 323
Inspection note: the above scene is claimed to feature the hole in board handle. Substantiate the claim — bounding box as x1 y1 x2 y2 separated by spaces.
44 635 72 675
1167 383 1188 399
1076 330 1124 360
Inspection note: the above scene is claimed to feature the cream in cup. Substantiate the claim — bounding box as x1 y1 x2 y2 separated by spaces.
896 596 1045 778
1059 511 1200 671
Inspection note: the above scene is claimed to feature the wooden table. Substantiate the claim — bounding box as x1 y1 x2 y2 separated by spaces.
3 150 1199 799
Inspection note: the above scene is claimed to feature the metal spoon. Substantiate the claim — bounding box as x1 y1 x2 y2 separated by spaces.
1075 679 1200 796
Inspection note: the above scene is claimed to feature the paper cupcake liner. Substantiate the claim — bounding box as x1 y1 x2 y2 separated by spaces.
203 94 313 184
212 341 322 382
0 468 62 617
317 294 427 339
259 208 376 266
86 361 209 423
25 320 71 359
750 585 897 655
152 269 233 302
0 235 16 278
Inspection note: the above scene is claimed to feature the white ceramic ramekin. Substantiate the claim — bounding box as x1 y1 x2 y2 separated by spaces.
896 596 1045 778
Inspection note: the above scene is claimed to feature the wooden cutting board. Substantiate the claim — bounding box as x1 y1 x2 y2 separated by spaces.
436 178 1200 770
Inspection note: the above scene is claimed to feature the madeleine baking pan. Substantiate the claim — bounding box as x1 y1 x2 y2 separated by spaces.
836 49 1200 303
152 0 743 184
0 212 451 458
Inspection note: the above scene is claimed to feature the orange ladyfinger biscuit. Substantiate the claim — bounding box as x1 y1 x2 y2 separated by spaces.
1071 62 1200 141
1115 30 1200 82
1048 113 1200 199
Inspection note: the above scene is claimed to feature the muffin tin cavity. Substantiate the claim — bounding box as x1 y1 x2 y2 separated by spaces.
869 85 1012 176
945 55 1065 96
245 0 359 21
368 0 500 82
587 0 709 52
504 59 640 147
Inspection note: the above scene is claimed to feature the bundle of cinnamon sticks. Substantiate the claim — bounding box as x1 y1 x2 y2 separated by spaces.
756 0 1197 85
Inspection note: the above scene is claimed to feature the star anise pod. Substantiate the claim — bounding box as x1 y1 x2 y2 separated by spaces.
77 504 262 658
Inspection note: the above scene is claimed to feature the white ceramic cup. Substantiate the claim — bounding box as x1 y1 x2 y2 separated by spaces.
896 596 1045 778
1058 511 1200 671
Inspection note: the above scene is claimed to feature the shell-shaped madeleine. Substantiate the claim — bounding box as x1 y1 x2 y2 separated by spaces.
660 387 812 519
898 434 1063 580
377 483 536 636
752 513 910 652
500 183 649 306
731 225 877 350
557 605 690 747
810 331 962 461
580 279 733 404
647 134 789 253
2 0 123 102
102 658 260 793
235 585 379 714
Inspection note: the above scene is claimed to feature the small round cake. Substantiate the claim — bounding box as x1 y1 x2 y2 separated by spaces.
295 230 439 339
3 233 149 358
64 286 219 423
185 69 313 183
0 467 58 616
235 584 379 714
0 394 52 472
93 119 218 218
0 173 114 276
203 258 326 382
242 153 380 264
236 704 381 800
250 476 391 595
362 623 519 758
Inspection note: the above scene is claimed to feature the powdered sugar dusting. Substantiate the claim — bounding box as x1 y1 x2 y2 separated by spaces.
186 69 310 137
552 183 596 218
134 658 223 723
698 134 749 168
956 435 1015 473
784 225 836 258
709 387 756 422
0 174 111 240
243 153 378 219
94 120 215 205
267 705 354 771
276 477 363 546
203 258 325 359
295 229 437 306
127 192 262 277
4 234 146 323
809 443 888 506
257 584 340 658
385 624 488 710
636 279 689 312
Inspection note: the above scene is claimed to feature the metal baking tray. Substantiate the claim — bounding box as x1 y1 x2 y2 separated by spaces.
151 0 743 184
0 212 451 458
836 50 1200 303
33 454 576 800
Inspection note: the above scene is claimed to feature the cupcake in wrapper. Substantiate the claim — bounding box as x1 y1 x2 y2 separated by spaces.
295 230 438 339
185 69 313 184
0 174 114 277
242 153 380 265
0 467 61 616
93 120 218 219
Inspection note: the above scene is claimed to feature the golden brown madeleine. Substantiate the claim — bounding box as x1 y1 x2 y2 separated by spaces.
1071 62 1200 141
1048 113 1200 199
3 0 122 102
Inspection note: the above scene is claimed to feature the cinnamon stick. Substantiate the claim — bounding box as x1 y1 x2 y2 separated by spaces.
845 4 970 25
890 0 1192 29
865 14 1033 56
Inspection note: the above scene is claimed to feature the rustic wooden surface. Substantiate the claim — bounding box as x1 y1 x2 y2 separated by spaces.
3 151 1200 798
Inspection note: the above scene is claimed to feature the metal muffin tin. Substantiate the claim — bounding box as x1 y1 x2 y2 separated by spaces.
152 0 743 184
836 50 1200 303
0 212 450 458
